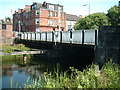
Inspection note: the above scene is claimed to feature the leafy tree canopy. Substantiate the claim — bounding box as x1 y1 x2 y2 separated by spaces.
5 17 11 22
107 5 120 25
74 13 109 30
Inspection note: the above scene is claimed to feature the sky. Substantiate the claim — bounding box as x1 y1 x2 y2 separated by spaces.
0 0 119 19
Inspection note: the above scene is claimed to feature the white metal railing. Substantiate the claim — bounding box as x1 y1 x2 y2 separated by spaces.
72 30 82 44
18 29 98 45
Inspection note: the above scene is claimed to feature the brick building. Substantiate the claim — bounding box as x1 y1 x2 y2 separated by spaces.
13 1 66 32
0 19 13 37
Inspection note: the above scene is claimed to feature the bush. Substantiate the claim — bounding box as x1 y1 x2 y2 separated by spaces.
2 44 30 53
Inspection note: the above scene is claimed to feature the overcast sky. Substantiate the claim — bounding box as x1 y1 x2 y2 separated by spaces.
0 0 119 19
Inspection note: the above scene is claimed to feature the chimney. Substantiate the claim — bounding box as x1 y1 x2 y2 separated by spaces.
25 5 31 9
42 1 47 8
79 15 83 18
24 5 30 12
18 9 21 13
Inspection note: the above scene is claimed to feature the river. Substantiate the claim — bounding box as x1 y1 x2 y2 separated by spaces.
1 54 61 88
1 47 94 88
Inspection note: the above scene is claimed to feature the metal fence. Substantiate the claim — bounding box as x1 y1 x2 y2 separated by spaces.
17 29 98 45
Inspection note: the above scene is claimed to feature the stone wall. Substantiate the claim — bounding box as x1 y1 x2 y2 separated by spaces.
0 37 15 45
94 26 120 66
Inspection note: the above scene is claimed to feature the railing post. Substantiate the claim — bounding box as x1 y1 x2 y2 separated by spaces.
35 32 36 41
60 31 62 43
46 32 47 41
70 31 72 43
23 32 25 39
95 29 98 45
31 32 32 40
19 32 21 39
52 31 54 42
82 30 84 45
27 33 28 40
40 32 41 41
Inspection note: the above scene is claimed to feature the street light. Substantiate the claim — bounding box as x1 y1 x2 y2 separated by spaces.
18 21 23 38
83 4 90 15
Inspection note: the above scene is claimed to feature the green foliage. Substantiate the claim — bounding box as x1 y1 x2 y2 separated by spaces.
74 13 109 30
2 44 30 53
24 61 120 88
107 5 120 25
5 17 11 22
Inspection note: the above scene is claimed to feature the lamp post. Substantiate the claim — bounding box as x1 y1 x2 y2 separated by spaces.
18 21 22 38
83 4 90 15
18 21 21 33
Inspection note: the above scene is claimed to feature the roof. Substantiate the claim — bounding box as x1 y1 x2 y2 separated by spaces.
66 14 79 21
0 19 13 25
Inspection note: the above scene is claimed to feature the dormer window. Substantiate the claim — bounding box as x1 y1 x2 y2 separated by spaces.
49 5 54 10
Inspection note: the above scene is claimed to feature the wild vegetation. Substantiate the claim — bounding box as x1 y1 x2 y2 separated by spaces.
2 44 30 53
21 61 120 88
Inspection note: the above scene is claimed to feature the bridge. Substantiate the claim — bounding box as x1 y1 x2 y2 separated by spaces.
16 26 120 66
18 29 98 46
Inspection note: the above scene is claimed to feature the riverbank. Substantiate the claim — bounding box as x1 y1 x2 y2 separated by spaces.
23 61 120 88
0 44 46 56
1 44 30 53
0 50 47 56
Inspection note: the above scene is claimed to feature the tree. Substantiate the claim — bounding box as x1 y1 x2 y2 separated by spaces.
5 17 11 22
107 5 120 25
74 13 109 30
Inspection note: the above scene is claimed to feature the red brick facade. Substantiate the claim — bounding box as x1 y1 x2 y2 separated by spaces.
13 1 66 32
0 23 13 37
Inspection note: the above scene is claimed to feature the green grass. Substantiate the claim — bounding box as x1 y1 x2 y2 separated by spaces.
2 44 30 53
23 61 120 88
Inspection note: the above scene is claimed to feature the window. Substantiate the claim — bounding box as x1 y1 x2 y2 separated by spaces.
58 6 62 11
53 12 55 17
26 13 28 18
48 11 53 17
48 20 53 25
56 12 58 17
60 13 62 18
49 5 54 10
50 12 53 17
2 24 6 30
48 11 50 17
23 12 26 16
36 27 40 32
68 25 72 31
32 4 37 10
36 10 41 15
36 18 40 24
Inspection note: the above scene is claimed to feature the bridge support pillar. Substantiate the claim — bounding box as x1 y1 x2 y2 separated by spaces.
94 26 120 66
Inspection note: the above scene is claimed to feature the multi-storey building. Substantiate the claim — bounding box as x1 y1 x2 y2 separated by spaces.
13 1 66 32
0 19 13 37
66 14 80 31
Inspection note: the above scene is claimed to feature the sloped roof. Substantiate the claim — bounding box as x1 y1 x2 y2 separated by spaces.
66 14 79 21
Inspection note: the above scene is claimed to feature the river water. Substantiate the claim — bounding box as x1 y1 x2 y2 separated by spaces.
1 54 61 88
1 47 94 88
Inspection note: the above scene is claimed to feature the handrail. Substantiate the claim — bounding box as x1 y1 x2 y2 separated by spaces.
17 29 98 45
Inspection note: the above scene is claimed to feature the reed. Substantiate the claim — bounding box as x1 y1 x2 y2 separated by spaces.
23 61 120 88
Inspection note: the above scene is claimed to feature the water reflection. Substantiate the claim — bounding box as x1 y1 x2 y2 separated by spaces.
2 54 55 88
2 47 94 88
